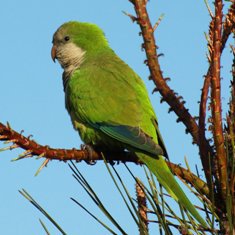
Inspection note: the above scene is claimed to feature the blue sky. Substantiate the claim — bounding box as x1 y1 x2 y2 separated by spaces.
0 0 232 234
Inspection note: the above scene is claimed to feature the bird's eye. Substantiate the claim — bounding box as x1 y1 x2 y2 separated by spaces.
64 36 70 41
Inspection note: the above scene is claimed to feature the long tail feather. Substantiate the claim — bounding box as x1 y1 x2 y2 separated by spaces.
137 153 208 228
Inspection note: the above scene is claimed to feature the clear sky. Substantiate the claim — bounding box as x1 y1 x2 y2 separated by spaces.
0 0 232 234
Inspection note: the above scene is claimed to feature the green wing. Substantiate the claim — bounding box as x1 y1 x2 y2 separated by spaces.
66 52 162 151
99 124 163 156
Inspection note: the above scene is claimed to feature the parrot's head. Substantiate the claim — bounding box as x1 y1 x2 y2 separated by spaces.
51 21 109 71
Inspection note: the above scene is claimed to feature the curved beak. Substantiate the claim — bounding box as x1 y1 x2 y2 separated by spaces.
51 45 57 62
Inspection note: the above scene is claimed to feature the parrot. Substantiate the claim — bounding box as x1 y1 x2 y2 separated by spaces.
51 21 207 227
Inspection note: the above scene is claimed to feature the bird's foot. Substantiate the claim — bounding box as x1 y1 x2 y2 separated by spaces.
80 144 97 165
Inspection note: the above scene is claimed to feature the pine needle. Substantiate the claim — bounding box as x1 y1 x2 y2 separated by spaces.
19 189 67 235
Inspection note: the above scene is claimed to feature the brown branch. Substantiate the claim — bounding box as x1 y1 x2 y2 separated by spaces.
222 2 235 51
200 2 235 141
230 46 235 129
0 122 137 163
130 0 200 144
0 121 209 198
199 72 212 184
129 0 215 188
210 0 227 195
199 3 235 197
168 161 209 198
199 20 215 196
199 20 214 152
226 45 235 227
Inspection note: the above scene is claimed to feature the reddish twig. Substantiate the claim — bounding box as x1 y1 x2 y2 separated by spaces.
0 121 209 197
222 2 235 51
199 20 215 194
200 2 235 141
199 73 212 177
199 3 235 196
0 122 137 163
210 0 227 195
129 0 214 187
130 0 200 144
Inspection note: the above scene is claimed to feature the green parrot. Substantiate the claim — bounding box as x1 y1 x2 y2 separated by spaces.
51 21 207 227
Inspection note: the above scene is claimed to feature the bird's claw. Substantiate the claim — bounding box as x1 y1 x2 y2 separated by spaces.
81 144 97 165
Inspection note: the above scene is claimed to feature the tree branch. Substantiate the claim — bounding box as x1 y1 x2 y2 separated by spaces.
199 71 213 185
222 2 235 51
210 0 227 195
200 2 235 139
0 121 209 197
0 122 137 163
129 0 215 188
199 2 235 199
130 0 200 144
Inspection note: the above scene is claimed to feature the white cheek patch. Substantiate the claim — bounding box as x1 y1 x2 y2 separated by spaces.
56 42 86 74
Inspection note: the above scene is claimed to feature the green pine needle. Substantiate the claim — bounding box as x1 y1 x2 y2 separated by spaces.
19 189 67 235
